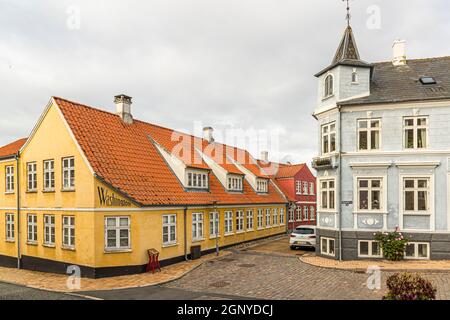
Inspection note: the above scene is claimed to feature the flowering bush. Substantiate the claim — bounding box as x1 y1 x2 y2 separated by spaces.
383 273 437 300
374 231 408 261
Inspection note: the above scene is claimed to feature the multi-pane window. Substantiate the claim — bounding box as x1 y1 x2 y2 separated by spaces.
163 215 177 245
256 179 268 193
62 157 75 190
309 182 315 195
358 119 381 151
280 208 285 225
404 117 428 149
228 176 243 191
273 208 278 225
324 74 333 97
320 179 336 211
246 210 254 230
357 178 383 211
5 166 14 193
6 213 14 241
403 178 430 213
44 215 55 246
209 212 219 238
236 211 244 232
310 206 315 221
27 214 38 243
351 69 358 83
405 242 430 260
265 209 271 227
224 211 233 234
27 162 37 191
296 207 302 221
322 123 336 155
296 181 302 194
303 182 309 195
321 237 335 257
43 160 55 191
63 216 75 248
288 209 295 222
192 213 204 241
358 240 382 258
105 217 130 250
257 209 264 229
303 206 309 221
187 171 208 189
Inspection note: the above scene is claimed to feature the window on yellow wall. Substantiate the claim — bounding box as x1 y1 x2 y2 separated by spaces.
273 208 278 226
27 162 37 192
224 211 233 234
6 213 14 241
27 214 37 243
192 213 204 241
62 157 75 190
5 166 14 193
209 212 219 238
280 208 285 225
106 217 130 251
163 214 177 245
63 216 75 249
44 160 55 191
257 209 264 229
236 211 244 232
265 209 271 227
44 215 55 246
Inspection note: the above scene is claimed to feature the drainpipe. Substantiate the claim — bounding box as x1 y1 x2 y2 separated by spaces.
338 107 343 261
183 206 189 261
15 152 21 269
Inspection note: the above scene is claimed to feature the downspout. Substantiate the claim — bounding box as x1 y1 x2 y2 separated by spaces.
338 107 343 261
16 152 21 269
183 206 189 261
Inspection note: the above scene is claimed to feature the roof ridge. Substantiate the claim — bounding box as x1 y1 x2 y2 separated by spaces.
373 55 450 65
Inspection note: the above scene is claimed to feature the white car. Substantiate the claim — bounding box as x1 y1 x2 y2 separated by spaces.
290 226 317 249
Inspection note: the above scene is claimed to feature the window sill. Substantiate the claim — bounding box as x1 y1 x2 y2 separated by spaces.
265 226 272 229
257 227 264 231
62 246 76 251
225 233 234 237
236 231 245 235
105 248 132 254
26 190 38 194
61 189 76 193
6 239 15 243
43 190 56 194
27 241 38 246
209 235 221 240
358 255 383 259
353 211 388 215
192 238 205 243
402 212 432 216
4 192 15 195
43 244 56 248
162 243 178 248
322 94 335 102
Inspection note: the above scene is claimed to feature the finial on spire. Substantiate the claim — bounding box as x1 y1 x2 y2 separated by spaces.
343 0 351 27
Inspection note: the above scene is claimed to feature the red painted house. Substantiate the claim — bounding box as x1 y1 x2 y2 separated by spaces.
258 155 317 231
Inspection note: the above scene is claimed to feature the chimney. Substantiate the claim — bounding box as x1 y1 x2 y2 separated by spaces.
114 94 133 124
392 40 407 66
203 127 214 143
261 151 269 163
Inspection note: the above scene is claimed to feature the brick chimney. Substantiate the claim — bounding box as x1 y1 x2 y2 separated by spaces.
114 94 133 124
260 151 269 163
203 127 214 143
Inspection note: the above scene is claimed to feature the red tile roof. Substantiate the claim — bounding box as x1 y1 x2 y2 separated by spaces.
54 97 286 206
0 138 27 159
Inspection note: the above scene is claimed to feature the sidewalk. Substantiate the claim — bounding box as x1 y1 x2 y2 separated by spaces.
0 251 230 293
300 255 450 272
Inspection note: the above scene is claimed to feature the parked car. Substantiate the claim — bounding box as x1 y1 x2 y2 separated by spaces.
290 226 316 250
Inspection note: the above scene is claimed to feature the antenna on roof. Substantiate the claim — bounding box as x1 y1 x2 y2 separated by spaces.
343 0 352 27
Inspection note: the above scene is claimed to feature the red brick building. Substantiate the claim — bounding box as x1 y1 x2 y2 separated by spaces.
259 158 317 231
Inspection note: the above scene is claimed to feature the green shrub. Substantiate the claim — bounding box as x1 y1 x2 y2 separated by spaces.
383 273 437 300
374 231 408 261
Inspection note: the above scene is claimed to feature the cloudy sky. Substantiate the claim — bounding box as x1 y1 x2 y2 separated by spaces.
1 0 449 166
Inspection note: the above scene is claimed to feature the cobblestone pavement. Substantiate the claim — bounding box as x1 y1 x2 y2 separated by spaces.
0 282 86 300
164 250 450 300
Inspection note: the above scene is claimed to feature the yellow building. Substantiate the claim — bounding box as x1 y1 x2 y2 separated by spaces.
0 96 287 278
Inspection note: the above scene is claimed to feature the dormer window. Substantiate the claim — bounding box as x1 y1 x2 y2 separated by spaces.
227 175 243 192
256 179 268 193
351 68 358 83
324 74 334 98
186 170 209 189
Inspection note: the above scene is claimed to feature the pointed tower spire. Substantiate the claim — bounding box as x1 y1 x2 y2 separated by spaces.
332 25 361 64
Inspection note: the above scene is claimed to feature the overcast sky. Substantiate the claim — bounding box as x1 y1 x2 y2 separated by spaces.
1 0 449 166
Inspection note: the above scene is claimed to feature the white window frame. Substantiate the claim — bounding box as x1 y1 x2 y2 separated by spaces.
265 209 271 228
236 211 244 233
6 213 14 242
351 69 358 84
5 166 14 193
257 209 264 229
358 240 382 258
280 208 285 225
403 117 428 150
321 122 336 155
288 208 295 223
44 214 56 246
319 178 336 212
62 157 75 190
309 206 315 221
272 208 278 226
303 206 309 221
192 213 204 241
27 214 38 244
404 242 430 260
27 162 37 192
302 182 309 195
62 216 75 249
256 179 269 193
246 210 254 231
296 207 302 222
105 216 131 251
186 170 209 190
320 237 336 257
43 160 55 191
324 74 334 98
163 214 177 246
309 182 315 195
209 211 219 238
399 174 434 231
357 119 381 151
296 181 302 195
224 211 233 235
227 175 243 192
353 176 387 213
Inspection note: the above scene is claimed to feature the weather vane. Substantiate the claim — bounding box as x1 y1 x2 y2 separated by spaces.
343 0 352 26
